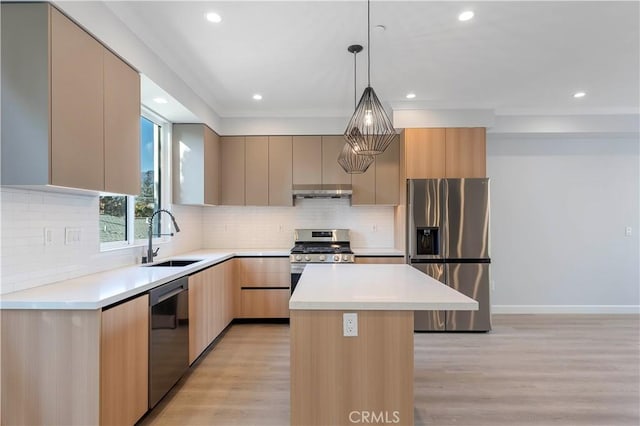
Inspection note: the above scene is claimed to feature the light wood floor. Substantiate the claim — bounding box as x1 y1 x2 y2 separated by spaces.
139 315 640 426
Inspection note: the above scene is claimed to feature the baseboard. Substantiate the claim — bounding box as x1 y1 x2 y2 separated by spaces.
491 305 640 314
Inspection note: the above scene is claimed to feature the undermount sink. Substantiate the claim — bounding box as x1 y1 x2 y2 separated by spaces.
146 259 203 267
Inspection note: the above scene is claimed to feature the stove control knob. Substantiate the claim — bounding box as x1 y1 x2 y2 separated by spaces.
343 255 350 261
295 255 302 261
332 255 339 261
319 255 326 261
304 255 311 261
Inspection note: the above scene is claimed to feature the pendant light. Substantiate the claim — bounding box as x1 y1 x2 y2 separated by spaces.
343 0 396 156
338 44 374 174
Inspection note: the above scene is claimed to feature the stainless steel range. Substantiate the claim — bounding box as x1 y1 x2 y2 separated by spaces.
290 229 354 292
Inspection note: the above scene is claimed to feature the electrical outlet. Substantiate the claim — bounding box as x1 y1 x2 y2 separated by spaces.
343 313 358 337
372 224 378 232
625 226 632 237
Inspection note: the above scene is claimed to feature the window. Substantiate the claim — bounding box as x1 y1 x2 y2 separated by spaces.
135 116 161 239
99 196 127 243
100 112 166 249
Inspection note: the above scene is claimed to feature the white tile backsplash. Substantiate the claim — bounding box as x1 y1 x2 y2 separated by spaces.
1 189 395 294
202 198 395 249
0 187 203 294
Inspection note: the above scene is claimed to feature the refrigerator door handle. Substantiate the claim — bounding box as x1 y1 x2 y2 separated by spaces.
441 179 449 259
407 180 413 261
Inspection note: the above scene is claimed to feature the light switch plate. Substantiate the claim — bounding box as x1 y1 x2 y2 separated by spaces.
43 228 53 246
65 227 81 245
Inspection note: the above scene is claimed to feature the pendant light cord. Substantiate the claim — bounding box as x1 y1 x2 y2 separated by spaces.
353 51 357 109
367 0 371 87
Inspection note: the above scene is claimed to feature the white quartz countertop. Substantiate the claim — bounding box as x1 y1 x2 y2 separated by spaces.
0 249 289 310
352 248 404 256
289 264 478 311
208 248 290 256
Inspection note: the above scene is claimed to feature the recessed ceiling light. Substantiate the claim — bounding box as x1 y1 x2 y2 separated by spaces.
205 12 222 23
406 93 416 99
253 94 263 101
458 10 474 22
573 91 586 98
153 97 168 104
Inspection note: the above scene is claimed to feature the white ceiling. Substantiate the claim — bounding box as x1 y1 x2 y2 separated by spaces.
105 1 639 120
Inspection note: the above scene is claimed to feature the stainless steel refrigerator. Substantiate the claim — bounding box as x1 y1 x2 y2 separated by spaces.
407 178 491 331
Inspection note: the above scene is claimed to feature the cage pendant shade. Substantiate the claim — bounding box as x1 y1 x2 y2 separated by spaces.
344 86 396 155
338 142 374 174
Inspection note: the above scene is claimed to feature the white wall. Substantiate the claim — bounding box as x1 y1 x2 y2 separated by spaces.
0 188 203 294
487 135 640 313
202 199 394 249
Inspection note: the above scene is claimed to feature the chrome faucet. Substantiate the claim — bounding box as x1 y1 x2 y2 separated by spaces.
142 209 181 264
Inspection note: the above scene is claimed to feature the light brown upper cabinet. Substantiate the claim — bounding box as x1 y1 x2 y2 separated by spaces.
321 136 352 185
403 128 446 179
104 49 141 195
402 128 486 179
292 136 322 184
374 136 400 204
50 6 104 191
0 3 141 195
220 136 246 205
351 163 376 204
204 127 221 204
444 128 486 178
245 136 269 206
172 124 220 205
352 136 400 205
269 136 293 206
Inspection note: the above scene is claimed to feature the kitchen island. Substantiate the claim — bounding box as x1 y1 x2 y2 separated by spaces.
289 264 478 426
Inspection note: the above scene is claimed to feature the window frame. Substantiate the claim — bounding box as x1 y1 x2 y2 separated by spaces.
99 107 172 252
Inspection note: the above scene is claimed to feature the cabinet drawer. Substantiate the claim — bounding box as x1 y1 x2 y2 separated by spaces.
238 258 290 287
240 288 290 318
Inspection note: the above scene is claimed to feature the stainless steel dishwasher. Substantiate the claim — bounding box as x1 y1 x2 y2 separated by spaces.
149 276 189 408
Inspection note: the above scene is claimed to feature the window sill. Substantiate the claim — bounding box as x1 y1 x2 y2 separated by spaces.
99 237 170 253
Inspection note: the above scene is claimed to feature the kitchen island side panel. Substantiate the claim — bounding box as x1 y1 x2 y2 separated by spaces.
290 310 414 426
1 309 101 425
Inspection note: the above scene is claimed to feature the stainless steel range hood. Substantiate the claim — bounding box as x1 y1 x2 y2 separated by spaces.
292 184 352 199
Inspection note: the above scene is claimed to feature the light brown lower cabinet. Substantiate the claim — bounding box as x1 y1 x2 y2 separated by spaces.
100 294 149 426
0 295 149 426
188 260 236 364
1 309 101 425
188 268 209 363
241 288 290 318
236 257 290 319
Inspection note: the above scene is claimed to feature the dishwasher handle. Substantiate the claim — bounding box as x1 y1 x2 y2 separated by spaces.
156 288 185 304
149 276 188 306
